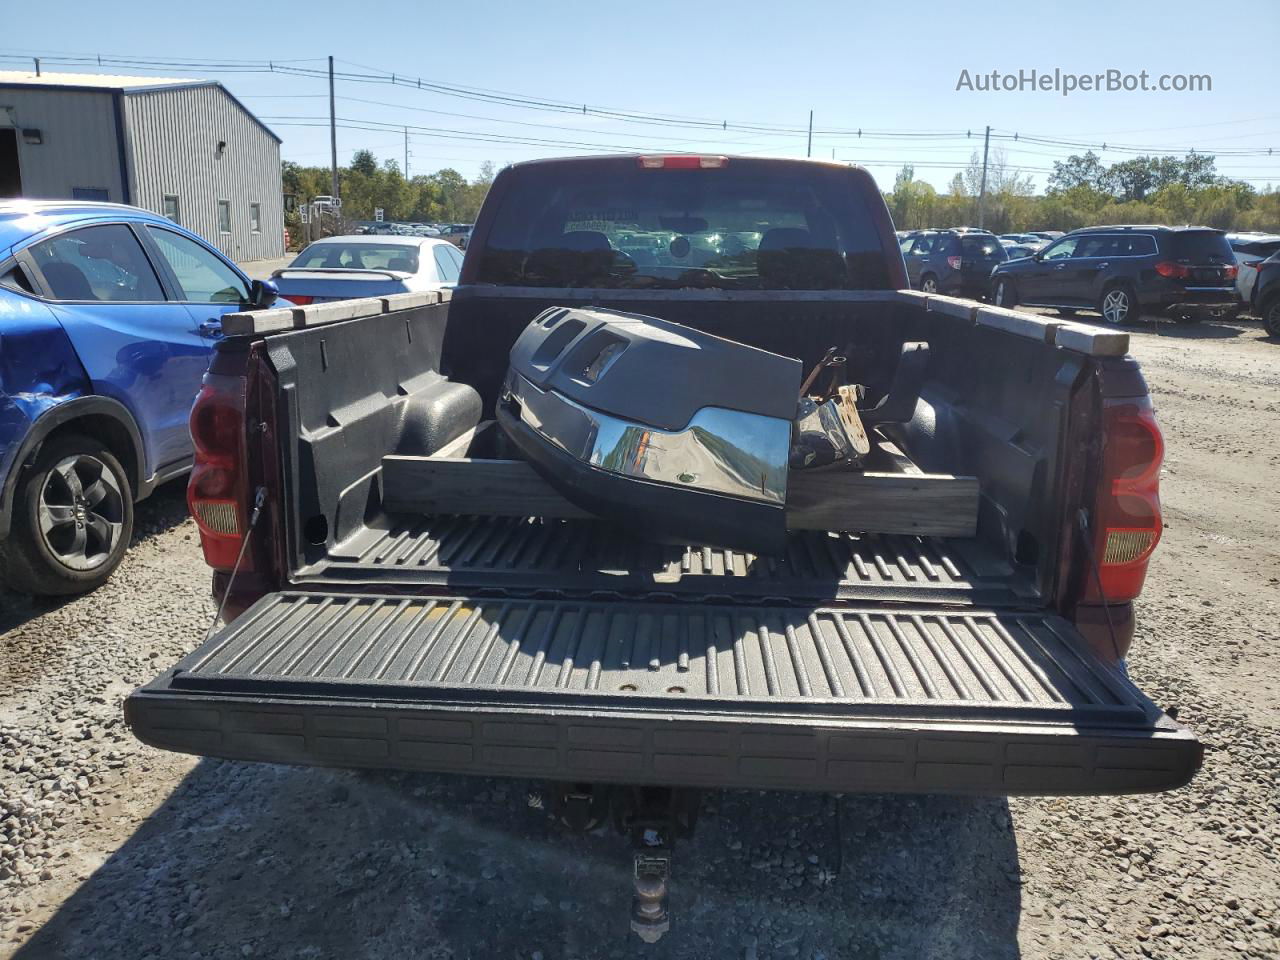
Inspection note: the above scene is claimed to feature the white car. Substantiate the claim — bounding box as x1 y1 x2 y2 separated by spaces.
270 235 464 305
1226 232 1280 309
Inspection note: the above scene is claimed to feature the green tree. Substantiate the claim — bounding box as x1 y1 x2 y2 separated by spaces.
1047 151 1109 193
350 149 379 177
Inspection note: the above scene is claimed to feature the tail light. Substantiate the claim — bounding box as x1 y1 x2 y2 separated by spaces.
288 295 315 305
1153 261 1191 279
188 373 251 570
1083 397 1164 604
947 256 962 270
637 155 728 169
1222 264 1238 280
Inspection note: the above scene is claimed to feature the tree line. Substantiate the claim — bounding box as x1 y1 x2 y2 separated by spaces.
284 147 1279 240
885 151 1279 234
282 151 496 230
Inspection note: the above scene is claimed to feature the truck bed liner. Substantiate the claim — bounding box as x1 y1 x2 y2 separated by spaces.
316 516 1029 605
127 592 1201 795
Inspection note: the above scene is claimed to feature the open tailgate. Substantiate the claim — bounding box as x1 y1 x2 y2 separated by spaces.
127 591 1201 796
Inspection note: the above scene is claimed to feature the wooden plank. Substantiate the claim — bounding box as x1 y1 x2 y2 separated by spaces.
431 424 481 460
381 453 978 537
975 306 1060 343
1054 322 1129 357
383 455 593 520
785 469 978 537
924 294 978 321
222 291 447 338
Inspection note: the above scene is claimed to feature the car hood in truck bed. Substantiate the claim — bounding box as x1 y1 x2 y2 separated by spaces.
128 590 1201 796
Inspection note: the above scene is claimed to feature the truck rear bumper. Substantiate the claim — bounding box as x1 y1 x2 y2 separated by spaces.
127 592 1202 796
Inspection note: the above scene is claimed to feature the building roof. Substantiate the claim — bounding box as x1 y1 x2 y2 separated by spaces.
0 71 280 143
0 70 199 91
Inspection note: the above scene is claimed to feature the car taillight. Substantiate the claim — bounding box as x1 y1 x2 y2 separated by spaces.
188 373 251 571
1153 260 1191 279
637 155 728 169
1084 397 1164 604
947 256 962 270
1222 264 1238 280
288 295 315 305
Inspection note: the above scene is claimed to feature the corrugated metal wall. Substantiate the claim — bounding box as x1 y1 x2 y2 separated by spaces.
123 85 284 260
0 87 124 201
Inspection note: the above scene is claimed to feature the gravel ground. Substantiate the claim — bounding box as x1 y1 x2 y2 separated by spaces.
1 313 1277 960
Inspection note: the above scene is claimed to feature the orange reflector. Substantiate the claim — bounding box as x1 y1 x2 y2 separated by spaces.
1102 529 1157 566
192 499 241 536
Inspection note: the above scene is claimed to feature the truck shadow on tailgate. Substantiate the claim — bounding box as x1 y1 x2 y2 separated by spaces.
16 761 1022 960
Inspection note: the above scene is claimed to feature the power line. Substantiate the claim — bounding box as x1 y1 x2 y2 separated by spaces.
5 50 1277 157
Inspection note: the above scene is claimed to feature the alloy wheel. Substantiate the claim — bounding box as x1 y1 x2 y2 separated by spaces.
1102 289 1131 324
37 455 125 571
921 277 938 294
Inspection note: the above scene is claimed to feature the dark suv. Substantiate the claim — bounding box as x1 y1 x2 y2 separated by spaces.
990 225 1239 324
900 228 1007 299
1250 252 1280 337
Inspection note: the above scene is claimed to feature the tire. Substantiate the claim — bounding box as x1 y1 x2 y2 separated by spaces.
920 274 939 294
1098 284 1138 325
0 433 134 596
992 277 1017 308
1264 297 1280 338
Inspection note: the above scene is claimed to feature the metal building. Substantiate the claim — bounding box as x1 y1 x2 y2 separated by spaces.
0 71 284 260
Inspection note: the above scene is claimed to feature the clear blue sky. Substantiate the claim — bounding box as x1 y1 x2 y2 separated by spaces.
4 0 1278 192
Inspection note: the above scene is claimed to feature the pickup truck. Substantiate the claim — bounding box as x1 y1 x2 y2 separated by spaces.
127 155 1201 938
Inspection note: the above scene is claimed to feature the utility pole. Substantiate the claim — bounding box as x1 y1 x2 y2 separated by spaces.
33 58 40 77
806 110 813 158
404 126 409 179
328 56 339 202
977 124 991 228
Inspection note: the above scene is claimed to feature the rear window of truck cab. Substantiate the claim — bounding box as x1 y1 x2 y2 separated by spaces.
473 159 894 290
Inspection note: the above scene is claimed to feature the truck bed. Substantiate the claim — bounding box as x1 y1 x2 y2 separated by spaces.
313 515 1031 605
130 288 1201 799
127 590 1200 795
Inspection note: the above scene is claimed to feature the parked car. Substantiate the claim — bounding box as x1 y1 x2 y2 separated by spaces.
130 157 1200 885
900 228 1008 298
1250 251 1280 337
1027 231 1064 242
1226 232 1280 309
991 225 1239 324
999 233 1044 247
0 200 278 594
270 235 464 304
439 223 473 249
1002 243 1041 261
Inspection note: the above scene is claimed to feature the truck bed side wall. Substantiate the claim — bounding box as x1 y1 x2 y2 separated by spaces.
261 300 478 572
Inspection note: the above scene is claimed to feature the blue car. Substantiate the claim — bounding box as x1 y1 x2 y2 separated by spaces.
0 200 278 595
